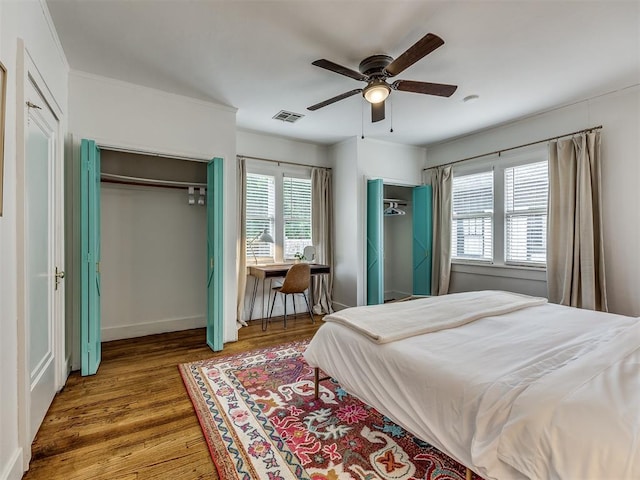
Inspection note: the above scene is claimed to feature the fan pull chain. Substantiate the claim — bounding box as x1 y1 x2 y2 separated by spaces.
390 97 394 133
361 99 365 139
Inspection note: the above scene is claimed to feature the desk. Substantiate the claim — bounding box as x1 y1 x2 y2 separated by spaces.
247 263 331 320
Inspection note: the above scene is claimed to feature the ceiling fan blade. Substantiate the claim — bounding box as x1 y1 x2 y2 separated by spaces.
384 33 445 77
371 101 385 123
312 59 368 81
307 89 363 111
392 80 458 97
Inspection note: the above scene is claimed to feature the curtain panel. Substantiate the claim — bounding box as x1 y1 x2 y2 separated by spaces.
236 158 248 325
547 131 607 311
311 168 334 313
423 165 452 296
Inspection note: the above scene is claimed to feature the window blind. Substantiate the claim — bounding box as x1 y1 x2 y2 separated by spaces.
505 161 548 266
246 173 275 258
283 176 312 259
451 170 494 261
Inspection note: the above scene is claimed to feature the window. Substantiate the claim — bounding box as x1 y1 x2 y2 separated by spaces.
245 168 312 263
451 170 494 261
504 161 548 266
451 150 548 268
246 173 275 259
283 177 312 259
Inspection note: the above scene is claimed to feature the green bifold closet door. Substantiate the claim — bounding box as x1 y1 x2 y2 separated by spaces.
367 179 384 305
80 139 101 376
366 180 432 305
412 185 432 296
206 158 224 351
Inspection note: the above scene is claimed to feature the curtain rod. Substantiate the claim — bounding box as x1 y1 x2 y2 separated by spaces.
423 125 603 171
238 154 332 170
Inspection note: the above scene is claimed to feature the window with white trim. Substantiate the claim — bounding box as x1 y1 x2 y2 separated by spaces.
283 177 312 259
246 167 312 263
246 173 275 259
504 161 548 266
451 149 548 268
451 170 494 261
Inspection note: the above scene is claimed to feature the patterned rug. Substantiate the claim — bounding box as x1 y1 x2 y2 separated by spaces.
179 340 478 480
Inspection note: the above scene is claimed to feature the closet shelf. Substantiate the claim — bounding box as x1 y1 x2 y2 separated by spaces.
101 173 206 190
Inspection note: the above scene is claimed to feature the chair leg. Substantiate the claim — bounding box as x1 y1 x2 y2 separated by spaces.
303 291 315 324
283 294 288 329
293 295 297 318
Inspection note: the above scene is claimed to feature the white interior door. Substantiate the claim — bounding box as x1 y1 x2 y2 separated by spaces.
25 80 59 442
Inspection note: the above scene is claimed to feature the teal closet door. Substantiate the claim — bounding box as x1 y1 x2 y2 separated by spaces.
367 179 384 305
413 185 432 296
206 158 224 351
80 139 101 375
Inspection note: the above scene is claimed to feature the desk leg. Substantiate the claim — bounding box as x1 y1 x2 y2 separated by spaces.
261 278 266 319
248 276 259 320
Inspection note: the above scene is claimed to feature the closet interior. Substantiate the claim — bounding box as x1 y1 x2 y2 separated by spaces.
383 184 414 302
100 150 208 341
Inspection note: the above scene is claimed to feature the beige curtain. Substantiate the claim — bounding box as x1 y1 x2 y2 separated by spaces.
236 158 248 326
547 131 607 311
311 168 334 313
424 165 452 295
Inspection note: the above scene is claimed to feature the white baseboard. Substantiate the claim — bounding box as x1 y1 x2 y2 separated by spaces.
330 301 350 311
384 290 411 301
101 315 206 342
1 448 24 480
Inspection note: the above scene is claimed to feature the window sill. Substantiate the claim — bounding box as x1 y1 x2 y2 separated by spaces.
451 261 546 282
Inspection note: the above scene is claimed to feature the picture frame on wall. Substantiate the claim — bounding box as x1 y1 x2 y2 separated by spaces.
0 60 6 216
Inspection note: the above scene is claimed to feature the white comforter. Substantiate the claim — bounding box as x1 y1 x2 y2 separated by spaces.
322 290 547 343
304 300 640 480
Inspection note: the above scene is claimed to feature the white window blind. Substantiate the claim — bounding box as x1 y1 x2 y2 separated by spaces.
246 173 275 259
451 170 494 261
505 161 548 266
283 176 312 259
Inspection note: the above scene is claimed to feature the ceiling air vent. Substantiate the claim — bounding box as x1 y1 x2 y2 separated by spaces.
273 110 305 123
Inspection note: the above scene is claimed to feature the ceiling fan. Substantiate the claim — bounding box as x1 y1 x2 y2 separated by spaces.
307 33 457 123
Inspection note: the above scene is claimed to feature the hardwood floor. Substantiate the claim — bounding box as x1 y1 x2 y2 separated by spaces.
24 316 322 480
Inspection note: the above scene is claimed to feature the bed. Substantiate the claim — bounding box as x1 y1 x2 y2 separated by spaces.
303 290 640 480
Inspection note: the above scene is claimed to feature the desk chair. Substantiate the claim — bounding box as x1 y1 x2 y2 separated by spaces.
264 263 314 331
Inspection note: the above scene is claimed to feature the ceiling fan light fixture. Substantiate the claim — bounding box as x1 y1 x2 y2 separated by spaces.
363 82 390 104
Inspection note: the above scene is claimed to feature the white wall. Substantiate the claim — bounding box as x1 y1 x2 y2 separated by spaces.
331 137 426 308
0 2 68 479
237 129 330 167
236 130 331 321
100 184 207 340
330 138 359 309
427 86 640 317
68 71 239 359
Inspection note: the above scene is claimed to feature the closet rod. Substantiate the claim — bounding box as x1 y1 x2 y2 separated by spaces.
101 173 206 190
238 155 332 170
423 125 603 171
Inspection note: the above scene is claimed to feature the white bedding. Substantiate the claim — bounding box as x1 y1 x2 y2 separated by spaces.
322 290 547 343
304 299 640 480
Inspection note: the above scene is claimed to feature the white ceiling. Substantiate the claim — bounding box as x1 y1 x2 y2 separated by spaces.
47 0 640 146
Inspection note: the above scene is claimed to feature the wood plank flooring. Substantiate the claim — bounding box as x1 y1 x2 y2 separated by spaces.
24 316 321 480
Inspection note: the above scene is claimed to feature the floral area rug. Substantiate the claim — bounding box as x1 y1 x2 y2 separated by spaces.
179 340 478 480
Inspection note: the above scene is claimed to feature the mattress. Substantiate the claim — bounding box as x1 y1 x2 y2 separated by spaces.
304 299 640 480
